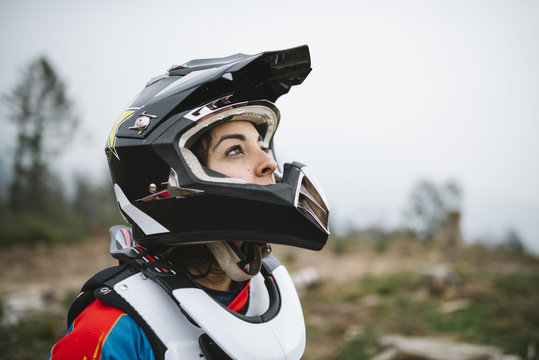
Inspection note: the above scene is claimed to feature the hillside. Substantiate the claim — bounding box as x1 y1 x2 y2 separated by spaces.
1 234 538 359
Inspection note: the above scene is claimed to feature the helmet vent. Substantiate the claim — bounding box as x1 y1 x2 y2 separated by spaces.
297 173 330 234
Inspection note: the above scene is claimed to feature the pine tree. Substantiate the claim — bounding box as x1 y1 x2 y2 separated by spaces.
3 56 78 215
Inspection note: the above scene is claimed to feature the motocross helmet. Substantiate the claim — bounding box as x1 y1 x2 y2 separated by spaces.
106 45 329 251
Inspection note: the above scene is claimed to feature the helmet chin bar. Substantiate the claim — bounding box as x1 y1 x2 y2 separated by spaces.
128 161 329 250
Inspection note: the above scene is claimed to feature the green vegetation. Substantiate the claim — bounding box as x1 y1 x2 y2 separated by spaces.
0 181 124 246
329 228 394 255
0 56 123 247
338 328 380 359
0 290 82 360
0 236 537 359
301 241 539 360
0 314 63 360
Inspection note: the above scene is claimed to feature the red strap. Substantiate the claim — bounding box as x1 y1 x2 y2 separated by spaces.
227 280 251 312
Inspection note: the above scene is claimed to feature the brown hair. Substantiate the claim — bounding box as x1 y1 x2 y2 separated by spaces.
190 131 213 166
161 244 224 280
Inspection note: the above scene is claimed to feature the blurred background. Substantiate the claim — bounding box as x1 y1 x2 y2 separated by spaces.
0 1 537 359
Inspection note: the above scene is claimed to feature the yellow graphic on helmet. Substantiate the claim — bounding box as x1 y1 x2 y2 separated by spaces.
108 110 136 155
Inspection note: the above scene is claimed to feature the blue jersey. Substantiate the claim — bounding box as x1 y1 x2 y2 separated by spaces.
50 280 250 359
49 299 155 360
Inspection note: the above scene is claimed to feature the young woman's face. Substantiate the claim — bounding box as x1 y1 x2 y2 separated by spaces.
207 121 277 185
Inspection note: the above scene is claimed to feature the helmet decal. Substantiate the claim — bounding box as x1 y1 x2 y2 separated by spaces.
108 109 138 159
184 94 234 122
114 184 169 235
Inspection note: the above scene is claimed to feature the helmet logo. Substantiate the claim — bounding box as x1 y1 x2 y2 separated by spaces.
185 94 234 121
129 112 158 134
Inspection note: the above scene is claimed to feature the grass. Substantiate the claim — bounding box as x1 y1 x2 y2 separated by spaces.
1 236 538 359
0 314 64 360
301 249 539 360
338 328 380 359
0 291 75 360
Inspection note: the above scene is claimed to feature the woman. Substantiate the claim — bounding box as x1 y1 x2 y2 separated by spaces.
50 45 329 360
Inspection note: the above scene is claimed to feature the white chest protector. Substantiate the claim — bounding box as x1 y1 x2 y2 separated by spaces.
112 261 305 359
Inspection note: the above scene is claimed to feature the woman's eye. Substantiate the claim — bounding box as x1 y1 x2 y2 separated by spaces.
226 145 243 156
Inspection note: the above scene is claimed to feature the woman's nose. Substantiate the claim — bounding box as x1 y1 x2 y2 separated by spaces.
255 149 277 177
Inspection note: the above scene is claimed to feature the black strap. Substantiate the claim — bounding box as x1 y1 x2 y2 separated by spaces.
198 333 232 360
67 264 128 327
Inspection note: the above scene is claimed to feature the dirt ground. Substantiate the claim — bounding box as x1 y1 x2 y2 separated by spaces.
0 234 117 298
1 235 536 359
0 234 423 359
0 235 423 299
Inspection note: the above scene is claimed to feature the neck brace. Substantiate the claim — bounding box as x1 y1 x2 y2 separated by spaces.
112 258 305 359
108 226 305 359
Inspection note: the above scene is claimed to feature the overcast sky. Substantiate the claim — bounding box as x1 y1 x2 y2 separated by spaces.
1 0 538 252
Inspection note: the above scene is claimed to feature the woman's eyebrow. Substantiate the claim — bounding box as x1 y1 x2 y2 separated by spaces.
212 133 246 151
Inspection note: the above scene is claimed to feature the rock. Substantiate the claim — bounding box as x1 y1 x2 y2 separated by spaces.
439 298 471 314
420 263 461 297
374 334 520 360
1 289 63 326
361 294 381 308
291 267 320 291
371 348 399 360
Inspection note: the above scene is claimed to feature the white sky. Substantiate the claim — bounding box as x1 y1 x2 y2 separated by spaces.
1 0 538 252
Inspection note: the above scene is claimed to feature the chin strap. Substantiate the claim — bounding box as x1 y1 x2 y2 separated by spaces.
207 242 270 282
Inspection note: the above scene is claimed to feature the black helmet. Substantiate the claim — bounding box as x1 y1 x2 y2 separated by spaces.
106 45 329 250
